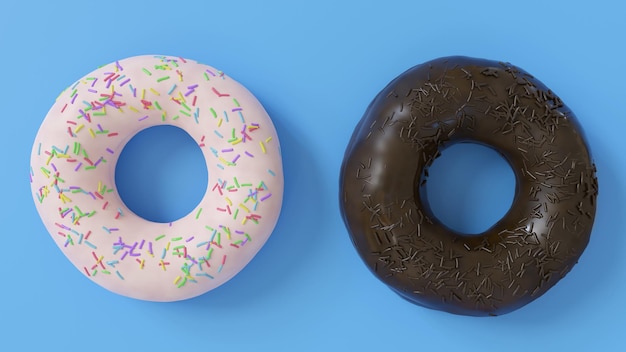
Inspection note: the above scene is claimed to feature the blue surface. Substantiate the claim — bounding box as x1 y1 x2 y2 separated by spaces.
2 0 625 350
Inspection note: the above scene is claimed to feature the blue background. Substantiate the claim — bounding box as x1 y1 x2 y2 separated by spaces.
1 0 624 350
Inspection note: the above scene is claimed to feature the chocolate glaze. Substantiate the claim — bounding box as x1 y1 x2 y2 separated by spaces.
340 56 598 316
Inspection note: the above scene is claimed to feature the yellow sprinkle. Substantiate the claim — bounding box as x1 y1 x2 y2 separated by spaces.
231 138 242 145
75 124 84 133
150 88 160 96
166 242 171 251
177 92 186 103
241 217 248 225
129 106 139 113
265 136 272 143
89 128 96 138
217 118 223 127
225 197 232 206
174 276 181 284
218 157 231 166
140 259 145 269
239 203 250 213
260 141 266 154
59 193 71 204
141 89 146 99
97 181 103 193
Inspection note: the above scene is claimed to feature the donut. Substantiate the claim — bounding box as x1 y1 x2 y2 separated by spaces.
340 56 598 316
30 55 284 301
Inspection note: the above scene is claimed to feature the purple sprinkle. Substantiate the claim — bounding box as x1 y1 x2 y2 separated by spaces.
245 151 254 158
120 78 131 86
186 236 195 242
232 154 240 164
91 78 98 87
105 79 113 89
132 87 137 97
71 94 78 104
251 123 260 127
88 192 96 200
88 88 98 93
106 148 114 154
184 89 194 97
139 239 145 249
94 157 103 167
260 193 272 202
232 107 243 112
206 69 216 77
116 61 123 71
187 84 199 89
138 115 149 121
221 148 234 153
97 123 104 131
120 251 128 260
51 163 57 172
109 228 119 232
235 230 244 234
148 241 153 254
69 186 80 190
74 163 83 171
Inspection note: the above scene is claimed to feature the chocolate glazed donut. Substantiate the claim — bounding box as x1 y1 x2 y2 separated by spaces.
340 56 598 316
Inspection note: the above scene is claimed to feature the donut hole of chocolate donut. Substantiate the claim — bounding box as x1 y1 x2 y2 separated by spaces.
419 142 516 236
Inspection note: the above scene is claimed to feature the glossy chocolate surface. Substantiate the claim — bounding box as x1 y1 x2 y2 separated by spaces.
340 56 598 316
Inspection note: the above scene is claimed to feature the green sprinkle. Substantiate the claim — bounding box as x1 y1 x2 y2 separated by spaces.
171 237 182 241
204 72 210 80
233 177 240 188
179 109 191 117
102 270 111 275
154 101 162 110
210 108 217 118
195 208 202 219
233 208 239 220
142 68 152 76
172 115 179 120
233 98 240 107
155 234 166 241
157 76 170 82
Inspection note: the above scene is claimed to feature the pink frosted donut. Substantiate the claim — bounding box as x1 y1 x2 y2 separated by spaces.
30 55 284 301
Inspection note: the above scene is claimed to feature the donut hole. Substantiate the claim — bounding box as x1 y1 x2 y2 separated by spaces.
420 142 516 236
115 125 208 223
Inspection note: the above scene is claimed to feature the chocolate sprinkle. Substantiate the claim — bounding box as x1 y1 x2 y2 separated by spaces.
339 56 598 316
